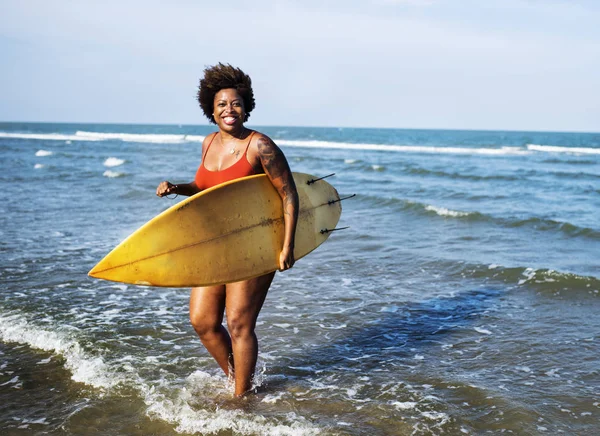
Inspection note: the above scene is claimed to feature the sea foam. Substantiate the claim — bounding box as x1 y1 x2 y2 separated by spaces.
0 312 121 389
527 144 600 155
392 401 418 410
103 157 125 167
141 371 321 435
103 170 124 178
76 131 205 144
0 132 99 141
425 205 472 218
276 139 532 156
6 129 598 156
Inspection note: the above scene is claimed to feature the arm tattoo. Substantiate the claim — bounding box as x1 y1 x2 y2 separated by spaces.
257 136 286 179
257 136 298 217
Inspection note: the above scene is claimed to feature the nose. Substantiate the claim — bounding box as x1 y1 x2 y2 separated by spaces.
223 104 243 118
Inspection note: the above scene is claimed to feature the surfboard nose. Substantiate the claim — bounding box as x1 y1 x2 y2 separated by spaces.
88 262 104 279
88 255 113 279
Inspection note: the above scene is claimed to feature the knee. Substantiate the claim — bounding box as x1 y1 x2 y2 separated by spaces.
190 311 220 337
227 315 255 341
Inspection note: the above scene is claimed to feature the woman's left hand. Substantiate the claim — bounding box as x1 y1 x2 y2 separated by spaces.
279 246 295 271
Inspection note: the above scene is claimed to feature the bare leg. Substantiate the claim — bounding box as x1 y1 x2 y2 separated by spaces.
225 272 275 396
189 285 232 375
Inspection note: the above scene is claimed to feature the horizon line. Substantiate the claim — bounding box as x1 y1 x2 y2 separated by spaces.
0 120 599 136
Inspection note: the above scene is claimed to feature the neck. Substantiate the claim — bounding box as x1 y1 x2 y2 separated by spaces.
219 126 248 141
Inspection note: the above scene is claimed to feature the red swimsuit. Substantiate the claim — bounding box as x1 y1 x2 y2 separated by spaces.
194 132 259 191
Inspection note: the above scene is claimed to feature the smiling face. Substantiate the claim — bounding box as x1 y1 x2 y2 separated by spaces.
213 88 245 133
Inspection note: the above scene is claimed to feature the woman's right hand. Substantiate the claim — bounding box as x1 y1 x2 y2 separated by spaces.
156 181 176 197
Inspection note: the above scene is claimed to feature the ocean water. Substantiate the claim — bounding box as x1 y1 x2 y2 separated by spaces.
0 122 598 435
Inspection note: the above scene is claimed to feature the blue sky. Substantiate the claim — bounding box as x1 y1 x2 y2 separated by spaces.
1 0 599 132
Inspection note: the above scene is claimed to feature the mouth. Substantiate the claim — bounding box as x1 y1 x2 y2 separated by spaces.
222 116 238 126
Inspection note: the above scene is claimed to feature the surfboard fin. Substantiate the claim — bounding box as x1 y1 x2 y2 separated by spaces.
307 173 335 185
328 194 356 205
320 226 350 234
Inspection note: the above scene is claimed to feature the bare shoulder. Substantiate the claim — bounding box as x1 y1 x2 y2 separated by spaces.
248 131 275 151
247 131 281 165
201 132 218 155
249 131 284 159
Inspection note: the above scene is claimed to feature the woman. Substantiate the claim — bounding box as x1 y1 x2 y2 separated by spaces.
156 63 299 397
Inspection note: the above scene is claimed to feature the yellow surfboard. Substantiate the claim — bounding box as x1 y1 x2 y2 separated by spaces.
88 173 342 287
